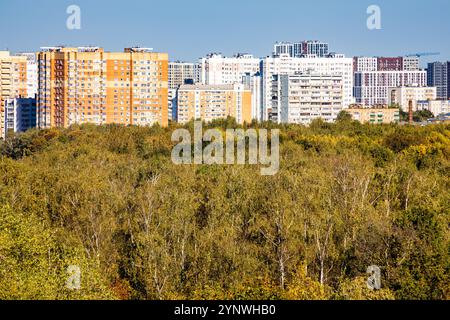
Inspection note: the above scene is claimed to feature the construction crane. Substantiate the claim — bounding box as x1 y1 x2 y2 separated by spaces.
406 52 440 58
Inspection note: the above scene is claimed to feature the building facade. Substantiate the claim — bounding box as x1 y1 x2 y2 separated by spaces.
353 56 420 72
388 86 437 111
270 72 343 124
168 61 201 121
262 54 354 121
3 98 36 137
348 106 400 124
0 51 28 139
16 52 38 98
416 100 450 116
177 83 252 124
200 53 261 85
37 47 168 129
354 70 427 106
273 41 329 58
427 61 450 100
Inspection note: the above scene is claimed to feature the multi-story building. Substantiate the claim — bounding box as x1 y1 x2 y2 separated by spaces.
16 53 38 98
0 51 28 139
270 72 343 124
242 72 262 121
354 70 427 106
348 105 400 124
416 100 450 116
273 41 329 58
3 98 36 137
168 61 201 121
353 56 420 72
177 83 252 124
427 61 450 100
262 54 354 121
200 53 261 85
388 86 437 111
37 47 168 129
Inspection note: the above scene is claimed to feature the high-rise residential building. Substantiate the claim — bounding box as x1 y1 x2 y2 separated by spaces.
242 72 262 121
168 61 201 122
388 86 437 111
273 41 329 58
354 70 427 106
348 106 400 124
262 54 354 121
3 98 36 137
177 83 252 124
427 61 450 100
353 56 420 72
16 53 38 98
270 72 343 124
0 51 28 139
36 47 168 129
200 53 261 85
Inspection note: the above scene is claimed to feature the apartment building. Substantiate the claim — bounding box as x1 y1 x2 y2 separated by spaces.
0 51 28 139
37 46 168 129
273 41 330 58
16 53 38 98
177 83 252 124
168 61 201 121
348 105 400 124
354 70 427 106
388 86 437 111
270 72 343 124
200 53 261 85
262 54 354 121
3 98 36 137
242 72 262 121
353 56 420 72
416 100 450 116
427 61 450 100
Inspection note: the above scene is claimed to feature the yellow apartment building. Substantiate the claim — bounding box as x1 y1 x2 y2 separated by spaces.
37 47 168 129
0 51 28 138
177 83 252 124
348 105 400 124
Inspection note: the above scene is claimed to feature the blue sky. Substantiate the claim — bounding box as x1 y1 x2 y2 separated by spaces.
1 0 449 65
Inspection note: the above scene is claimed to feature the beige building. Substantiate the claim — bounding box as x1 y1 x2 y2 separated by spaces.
1 51 28 138
388 86 437 112
416 100 450 116
37 47 168 129
348 105 400 124
177 83 252 124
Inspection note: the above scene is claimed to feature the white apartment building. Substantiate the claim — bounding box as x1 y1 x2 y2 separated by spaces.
353 57 378 72
354 70 427 106
262 54 354 121
200 53 261 85
388 86 437 111
270 72 343 124
273 41 330 58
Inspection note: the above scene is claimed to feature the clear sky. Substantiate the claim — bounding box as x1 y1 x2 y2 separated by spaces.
1 0 449 65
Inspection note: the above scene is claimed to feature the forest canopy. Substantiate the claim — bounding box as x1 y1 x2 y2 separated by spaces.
0 118 449 300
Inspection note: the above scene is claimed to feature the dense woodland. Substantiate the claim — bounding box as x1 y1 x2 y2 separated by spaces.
0 118 448 300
